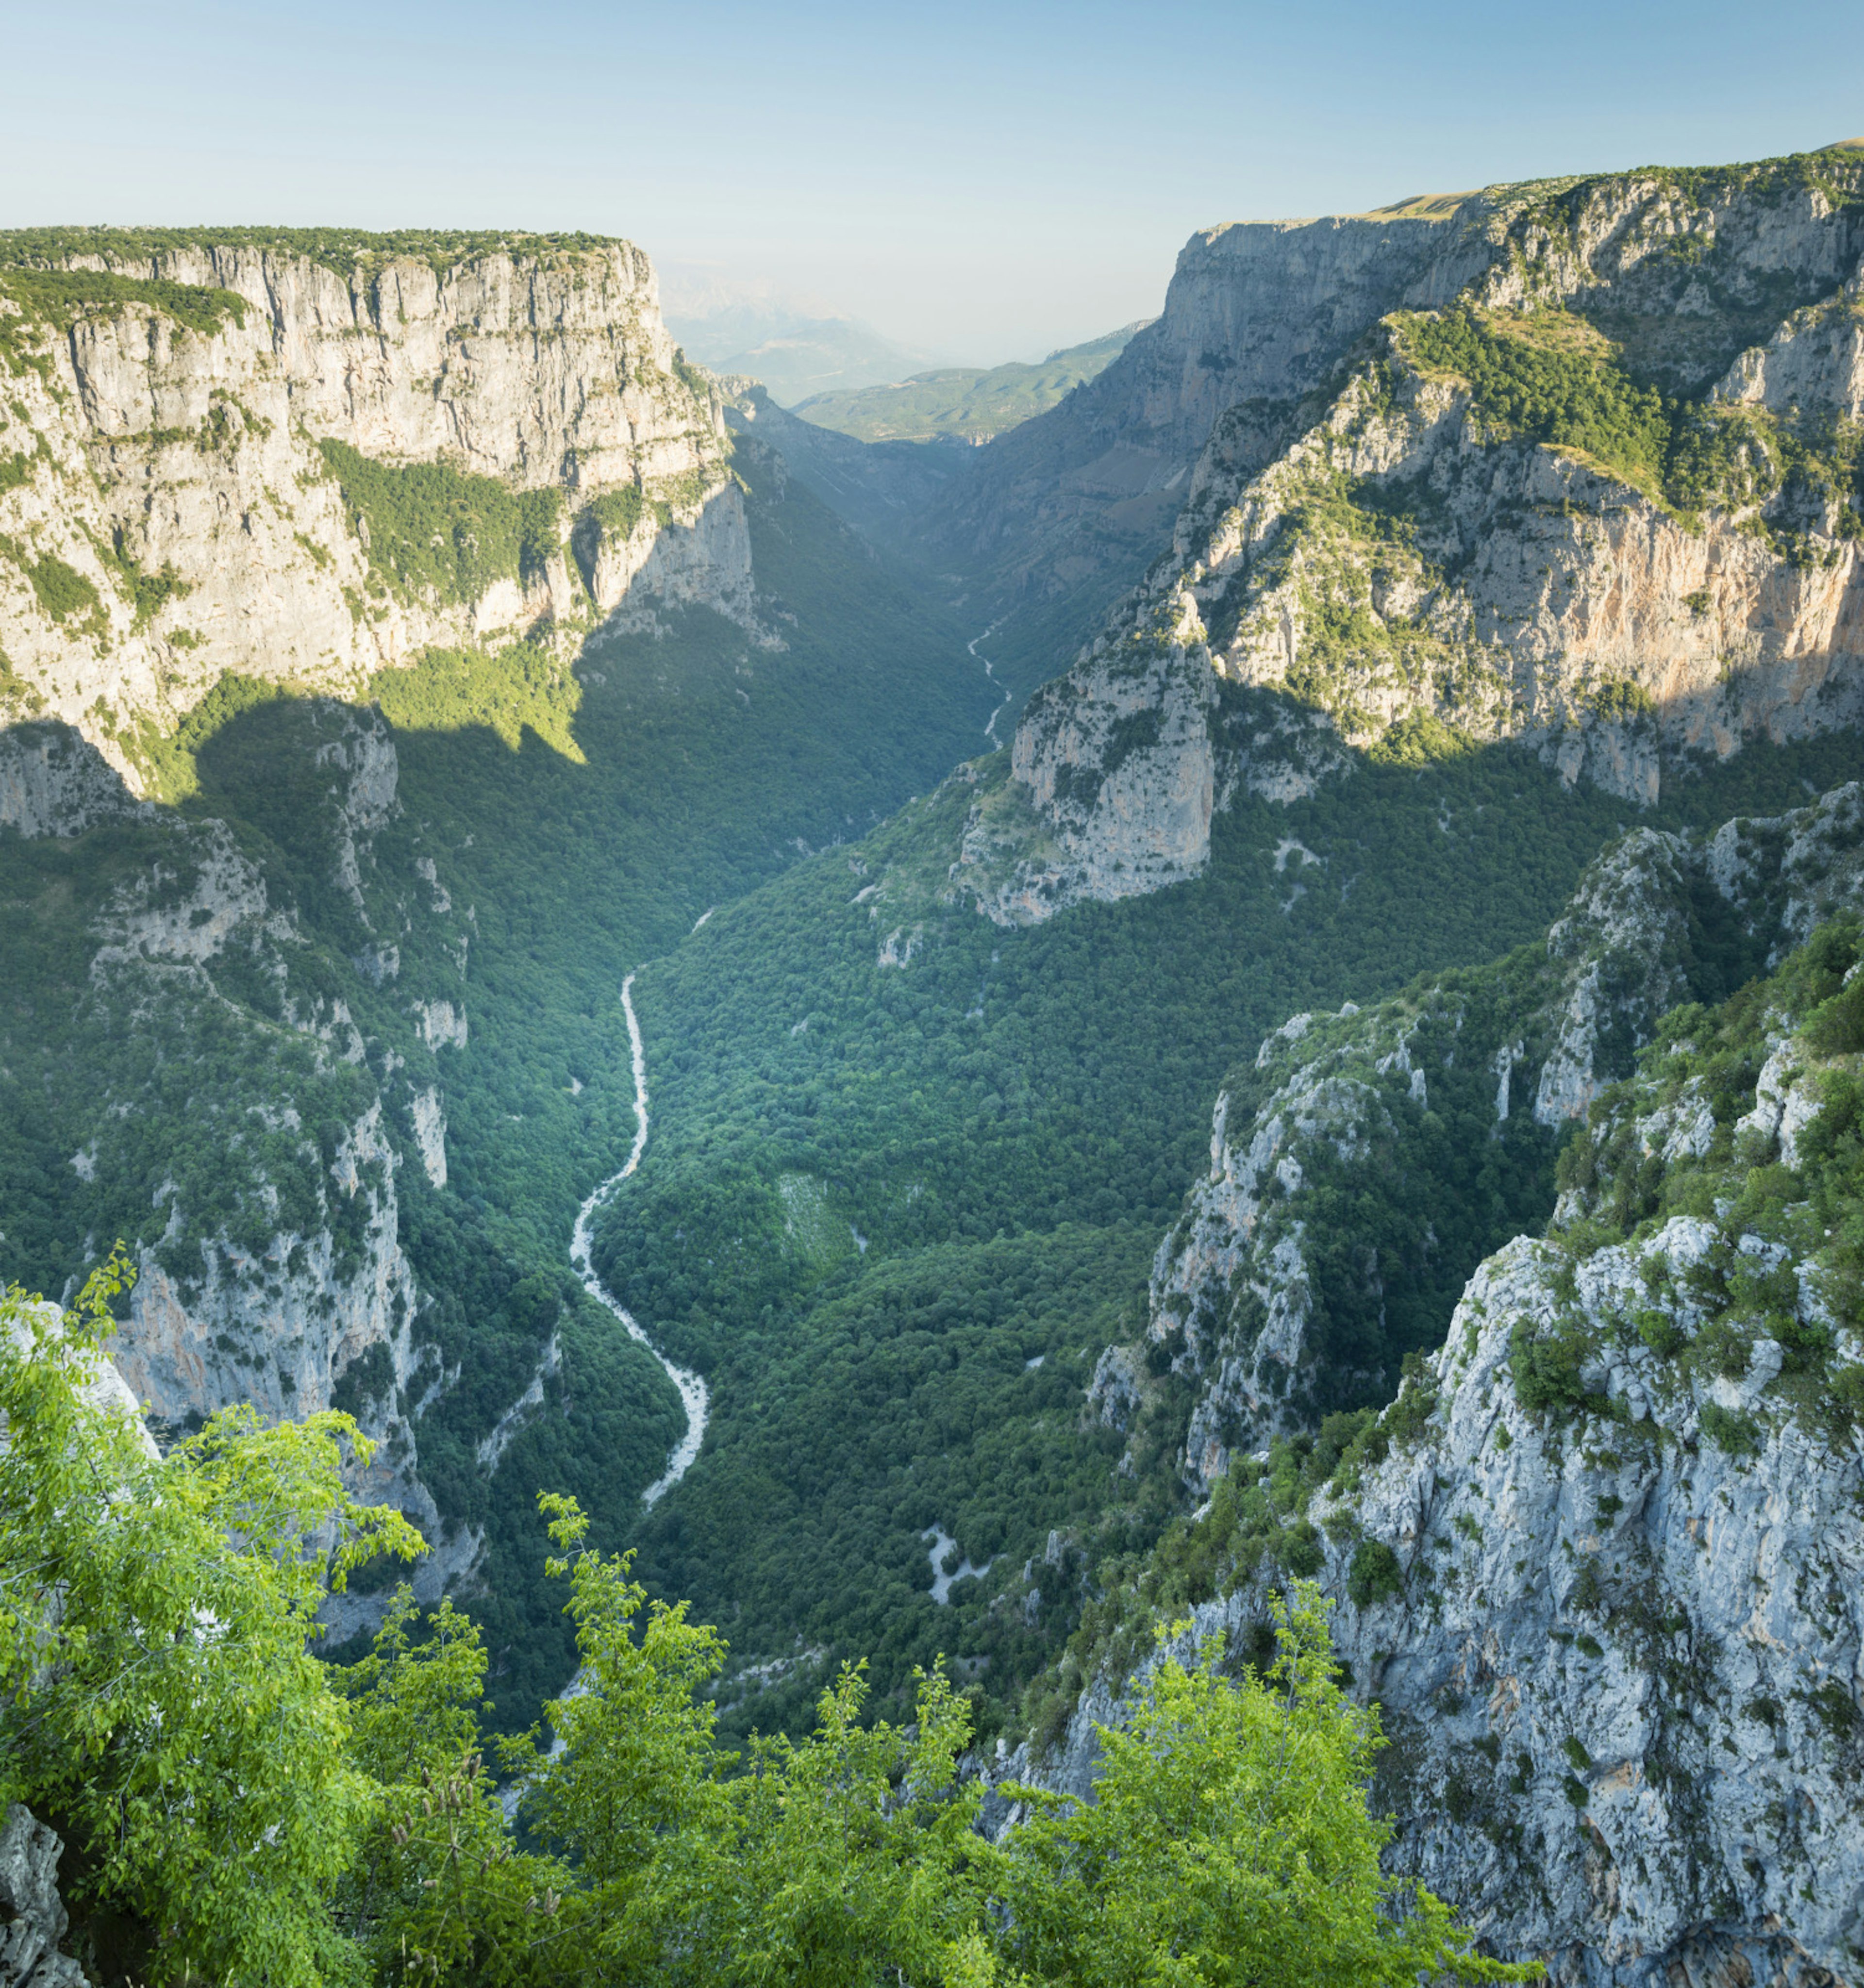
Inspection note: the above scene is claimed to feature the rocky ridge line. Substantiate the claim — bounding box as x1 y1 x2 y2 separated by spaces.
956 152 1864 925
0 232 759 811
1002 788 1864 1988
1131 780 1864 1489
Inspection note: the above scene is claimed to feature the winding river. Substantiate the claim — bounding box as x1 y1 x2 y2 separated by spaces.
569 970 708 1505
574 617 1005 1508
970 624 1014 746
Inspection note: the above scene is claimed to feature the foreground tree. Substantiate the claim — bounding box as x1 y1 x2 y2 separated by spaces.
0 1268 1532 1987
991 1588 1528 1987
0 1257 424 1986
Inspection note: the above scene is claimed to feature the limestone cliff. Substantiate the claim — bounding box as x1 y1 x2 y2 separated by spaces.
1144 781 1864 1490
965 150 1864 923
0 229 755 804
0 230 775 1589
26 696 485 1589
920 204 1498 670
1007 893 1864 1988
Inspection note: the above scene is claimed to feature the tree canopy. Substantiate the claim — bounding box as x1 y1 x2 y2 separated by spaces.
0 1265 1534 1988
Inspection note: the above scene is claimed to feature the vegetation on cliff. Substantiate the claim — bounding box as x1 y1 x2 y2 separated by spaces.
0 460 999 1730
1015 906 1864 1754
317 443 567 610
1398 304 1864 542
0 225 639 282
591 724 1859 1746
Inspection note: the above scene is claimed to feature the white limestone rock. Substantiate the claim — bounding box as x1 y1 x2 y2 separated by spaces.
970 160 1864 920
0 1803 89 1988
1146 779 1864 1483
409 1084 447 1190
1009 1216 1864 1988
0 233 758 799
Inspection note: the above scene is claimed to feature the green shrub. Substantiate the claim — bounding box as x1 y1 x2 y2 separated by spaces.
1589 680 1655 723
1403 307 1672 501
1698 1400 1764 1457
1278 1518 1325 1577
1369 712 1477 767
1347 1539 1405 1608
0 265 247 338
1382 1366 1440 1448
1509 1316 1596 1417
0 536 101 626
1805 972 1864 1057
1806 1678 1861 1735
1635 1308 1687 1357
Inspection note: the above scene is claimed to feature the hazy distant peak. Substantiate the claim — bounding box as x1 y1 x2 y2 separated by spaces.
790 321 1150 446
669 307 939 409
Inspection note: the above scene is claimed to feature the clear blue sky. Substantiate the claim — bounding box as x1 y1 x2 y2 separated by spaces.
4 0 1860 361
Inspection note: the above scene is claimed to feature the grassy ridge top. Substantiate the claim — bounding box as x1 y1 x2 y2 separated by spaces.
792 322 1148 445
0 226 641 281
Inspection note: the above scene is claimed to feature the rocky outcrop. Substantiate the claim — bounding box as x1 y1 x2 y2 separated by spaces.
0 728 143 839
1054 1225 1864 1988
951 656 1344 922
1306 1227 1863 1988
116 1097 423 1438
1530 830 1704 1127
581 478 759 631
969 152 1864 921
1012 907 1864 1988
0 1805 87 1988
1147 781 1864 1485
0 230 755 804
921 203 1500 654
1706 779 1864 961
409 1084 447 1189
957 645 1216 920
38 700 488 1585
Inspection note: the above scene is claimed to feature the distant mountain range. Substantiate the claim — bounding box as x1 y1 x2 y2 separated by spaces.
789 323 1151 444
665 301 938 407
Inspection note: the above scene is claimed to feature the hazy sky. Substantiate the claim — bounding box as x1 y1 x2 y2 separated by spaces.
4 0 1861 362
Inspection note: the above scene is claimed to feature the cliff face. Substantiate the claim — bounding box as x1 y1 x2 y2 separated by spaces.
965 153 1864 923
1016 848 1864 1988
0 686 504 1624
0 232 753 801
918 207 1496 672
1144 781 1863 1491
0 232 781 1581
50 699 473 1564
724 382 961 555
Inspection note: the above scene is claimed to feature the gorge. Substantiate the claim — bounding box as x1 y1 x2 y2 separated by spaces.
3 139 1864 1987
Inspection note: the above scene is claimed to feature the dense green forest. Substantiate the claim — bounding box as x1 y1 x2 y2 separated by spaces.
0 459 996 1723
593 715 1863 1742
